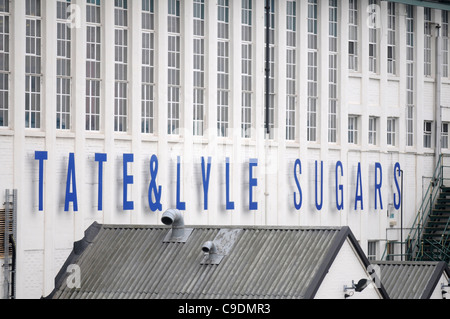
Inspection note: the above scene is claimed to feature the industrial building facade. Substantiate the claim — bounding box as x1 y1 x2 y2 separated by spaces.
0 0 450 298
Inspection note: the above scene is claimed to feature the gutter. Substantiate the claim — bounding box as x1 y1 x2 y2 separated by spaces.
385 0 450 11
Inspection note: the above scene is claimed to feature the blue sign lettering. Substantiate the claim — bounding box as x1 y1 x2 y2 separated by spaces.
249 159 258 211
95 153 107 211
336 161 344 211
123 154 134 211
375 162 383 210
355 162 363 210
226 157 235 210
201 156 212 210
294 159 302 210
148 155 162 212
33 151 405 214
65 153 78 212
35 151 48 211
315 161 324 211
176 156 186 211
394 162 402 210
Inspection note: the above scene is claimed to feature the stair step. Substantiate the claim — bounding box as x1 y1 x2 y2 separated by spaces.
423 229 448 234
424 226 449 231
432 209 450 215
429 216 450 222
426 221 450 226
422 234 447 240
423 232 446 236
429 215 450 220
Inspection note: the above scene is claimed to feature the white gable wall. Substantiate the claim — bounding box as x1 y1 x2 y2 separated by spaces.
315 239 382 299
429 273 450 300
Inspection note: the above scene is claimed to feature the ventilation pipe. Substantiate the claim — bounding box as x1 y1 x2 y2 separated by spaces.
202 241 217 254
161 209 185 239
435 24 442 167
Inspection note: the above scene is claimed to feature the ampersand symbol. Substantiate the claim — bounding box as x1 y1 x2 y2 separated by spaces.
148 155 162 212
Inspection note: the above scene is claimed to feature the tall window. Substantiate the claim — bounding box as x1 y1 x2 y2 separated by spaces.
242 0 252 138
142 0 155 134
423 121 432 148
86 0 101 131
114 0 128 132
368 117 377 145
387 117 396 146
0 0 9 127
328 0 338 143
387 2 396 75
424 8 432 77
348 116 358 145
442 11 448 78
307 0 317 142
368 0 378 73
217 0 229 137
265 0 275 139
193 0 205 136
286 0 296 141
406 5 414 147
56 0 72 130
442 122 449 149
368 241 377 261
168 0 180 135
348 0 358 72
25 0 42 129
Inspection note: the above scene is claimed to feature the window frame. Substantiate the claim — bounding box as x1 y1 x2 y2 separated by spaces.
423 120 433 149
142 0 155 134
387 117 397 147
0 1 9 128
114 0 129 133
348 115 358 145
86 0 102 132
25 0 42 129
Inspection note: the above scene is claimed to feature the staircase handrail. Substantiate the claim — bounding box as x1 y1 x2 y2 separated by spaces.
418 238 450 261
441 215 450 249
404 154 444 260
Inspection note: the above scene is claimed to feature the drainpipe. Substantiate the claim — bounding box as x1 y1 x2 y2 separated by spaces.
265 0 270 138
264 0 270 224
400 169 403 261
9 235 15 299
435 24 442 167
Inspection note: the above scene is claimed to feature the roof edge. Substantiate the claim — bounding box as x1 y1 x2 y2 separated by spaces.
304 226 351 299
422 261 449 299
43 222 103 299
385 0 450 11
305 227 390 299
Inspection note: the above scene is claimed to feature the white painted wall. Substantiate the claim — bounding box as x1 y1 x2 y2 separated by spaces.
429 273 450 299
1 0 449 299
315 239 382 299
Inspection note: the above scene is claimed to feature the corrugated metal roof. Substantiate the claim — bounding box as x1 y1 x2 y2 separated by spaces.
373 261 450 299
47 223 381 299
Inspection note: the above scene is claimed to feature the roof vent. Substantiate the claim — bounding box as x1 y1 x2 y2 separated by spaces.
201 229 243 265
202 241 217 254
162 209 193 243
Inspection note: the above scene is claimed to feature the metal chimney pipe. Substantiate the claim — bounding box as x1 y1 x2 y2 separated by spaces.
161 209 185 239
202 241 217 254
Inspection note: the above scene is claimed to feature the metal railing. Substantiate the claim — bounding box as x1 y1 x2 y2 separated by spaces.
3 190 16 299
382 154 450 261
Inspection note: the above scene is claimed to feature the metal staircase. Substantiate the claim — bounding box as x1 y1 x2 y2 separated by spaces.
2 190 16 299
401 155 450 263
417 184 450 262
